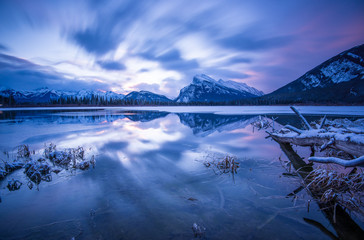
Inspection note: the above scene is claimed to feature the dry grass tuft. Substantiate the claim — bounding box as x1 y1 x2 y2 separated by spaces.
305 167 364 216
203 154 240 175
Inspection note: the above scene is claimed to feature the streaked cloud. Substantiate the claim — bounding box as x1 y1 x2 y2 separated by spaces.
0 0 363 95
96 60 126 71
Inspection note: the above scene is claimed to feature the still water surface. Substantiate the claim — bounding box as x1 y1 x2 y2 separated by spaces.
0 107 362 239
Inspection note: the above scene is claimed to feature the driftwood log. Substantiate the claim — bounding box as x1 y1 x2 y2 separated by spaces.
271 134 364 158
269 106 364 167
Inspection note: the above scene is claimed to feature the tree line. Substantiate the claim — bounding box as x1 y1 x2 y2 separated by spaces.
1 92 362 107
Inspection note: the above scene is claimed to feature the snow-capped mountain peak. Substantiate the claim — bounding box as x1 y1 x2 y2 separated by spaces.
123 90 173 103
217 79 264 96
192 74 218 84
176 74 262 103
0 88 125 104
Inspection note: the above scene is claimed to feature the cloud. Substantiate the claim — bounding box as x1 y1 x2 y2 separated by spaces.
1 0 364 95
157 49 181 62
160 78 184 98
0 53 38 69
138 68 149 73
219 34 295 51
0 43 8 52
96 60 126 71
205 68 250 80
131 82 161 94
0 53 112 91
71 0 150 55
226 56 252 65
159 50 200 71
73 29 119 55
0 68 110 91
139 48 200 72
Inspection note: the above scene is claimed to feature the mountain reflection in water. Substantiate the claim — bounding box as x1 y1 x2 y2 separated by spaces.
0 110 259 137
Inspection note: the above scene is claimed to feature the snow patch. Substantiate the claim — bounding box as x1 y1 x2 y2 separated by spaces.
320 59 362 84
347 52 363 62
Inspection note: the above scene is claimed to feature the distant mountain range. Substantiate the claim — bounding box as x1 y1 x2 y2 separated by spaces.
0 74 263 105
0 44 363 105
0 87 125 104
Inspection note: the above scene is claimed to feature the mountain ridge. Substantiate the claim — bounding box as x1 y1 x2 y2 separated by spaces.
0 74 263 105
260 44 364 104
123 90 173 103
0 88 125 104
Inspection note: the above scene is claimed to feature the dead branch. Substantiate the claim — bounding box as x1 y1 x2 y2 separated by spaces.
269 107 364 158
283 125 303 134
271 134 364 157
319 115 327 129
290 106 312 130
308 155 364 167
320 137 335 152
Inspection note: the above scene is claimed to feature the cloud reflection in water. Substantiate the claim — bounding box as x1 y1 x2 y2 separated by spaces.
0 109 335 239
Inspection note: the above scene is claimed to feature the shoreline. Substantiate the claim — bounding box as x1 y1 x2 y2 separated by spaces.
1 105 364 116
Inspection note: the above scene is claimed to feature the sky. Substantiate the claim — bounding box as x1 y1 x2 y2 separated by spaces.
0 0 363 97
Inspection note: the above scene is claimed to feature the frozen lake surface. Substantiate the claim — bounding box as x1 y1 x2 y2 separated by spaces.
2 105 364 115
0 107 362 239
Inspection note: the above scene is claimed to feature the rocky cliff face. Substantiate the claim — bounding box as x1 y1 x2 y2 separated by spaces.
175 74 261 103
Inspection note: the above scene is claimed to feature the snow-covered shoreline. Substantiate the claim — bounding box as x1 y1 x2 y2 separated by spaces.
1 105 364 116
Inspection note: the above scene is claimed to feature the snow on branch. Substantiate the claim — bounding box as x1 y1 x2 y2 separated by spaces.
319 115 327 129
268 106 364 157
320 137 335 151
283 125 303 134
290 106 312 130
308 155 364 167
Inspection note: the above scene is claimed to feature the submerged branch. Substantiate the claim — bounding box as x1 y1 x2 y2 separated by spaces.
277 141 364 238
303 218 339 240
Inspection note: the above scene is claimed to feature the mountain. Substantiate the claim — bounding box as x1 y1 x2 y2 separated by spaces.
76 89 125 102
217 79 264 96
175 74 261 103
262 44 364 104
0 87 125 104
123 90 173 104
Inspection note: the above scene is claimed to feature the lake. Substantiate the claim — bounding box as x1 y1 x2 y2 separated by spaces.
0 106 363 239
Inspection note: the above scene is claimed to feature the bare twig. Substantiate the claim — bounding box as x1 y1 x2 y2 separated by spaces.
319 115 327 129
290 106 312 130
320 137 335 152
283 125 303 134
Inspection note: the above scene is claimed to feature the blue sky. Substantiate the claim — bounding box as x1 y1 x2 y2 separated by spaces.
0 0 363 97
